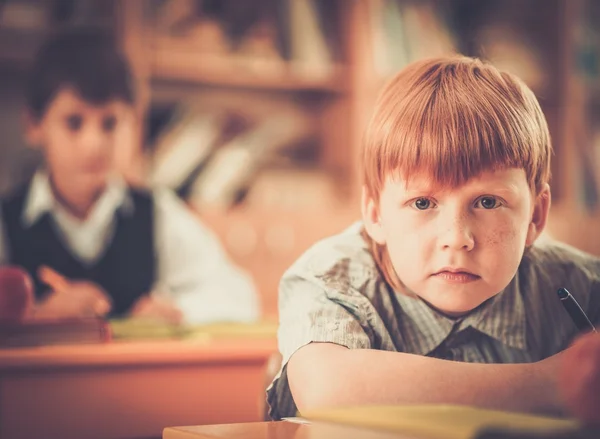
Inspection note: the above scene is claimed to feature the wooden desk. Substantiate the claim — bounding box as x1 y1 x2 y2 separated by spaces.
0 338 277 439
163 421 412 439
163 421 599 439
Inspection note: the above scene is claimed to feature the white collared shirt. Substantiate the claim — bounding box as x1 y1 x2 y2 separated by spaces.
0 171 260 324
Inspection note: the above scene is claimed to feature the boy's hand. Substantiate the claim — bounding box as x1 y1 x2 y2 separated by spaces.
558 332 600 425
33 266 112 319
129 294 183 325
532 348 570 417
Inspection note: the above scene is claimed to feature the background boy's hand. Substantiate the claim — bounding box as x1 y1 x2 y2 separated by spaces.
558 332 600 425
33 266 112 319
129 294 183 325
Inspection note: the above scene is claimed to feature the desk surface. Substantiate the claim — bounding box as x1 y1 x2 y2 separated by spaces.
164 421 413 439
0 337 276 369
163 421 600 439
0 337 277 439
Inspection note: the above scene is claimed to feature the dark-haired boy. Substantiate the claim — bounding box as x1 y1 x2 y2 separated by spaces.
0 28 259 324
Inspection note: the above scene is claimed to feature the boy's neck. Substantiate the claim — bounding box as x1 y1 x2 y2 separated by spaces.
49 175 105 220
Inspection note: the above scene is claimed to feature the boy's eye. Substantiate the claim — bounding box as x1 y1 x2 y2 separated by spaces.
66 114 83 131
475 196 501 209
102 115 117 133
412 198 435 210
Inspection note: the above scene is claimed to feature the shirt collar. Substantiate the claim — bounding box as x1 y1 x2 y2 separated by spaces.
462 271 527 351
395 292 456 356
395 270 527 356
22 170 134 227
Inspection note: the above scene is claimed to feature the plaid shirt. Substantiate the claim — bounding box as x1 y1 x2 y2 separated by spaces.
266 222 600 419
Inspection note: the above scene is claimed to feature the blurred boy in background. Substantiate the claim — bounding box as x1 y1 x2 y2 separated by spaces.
0 27 259 324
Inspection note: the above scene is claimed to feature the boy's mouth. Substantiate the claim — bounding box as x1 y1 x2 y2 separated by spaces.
432 268 480 283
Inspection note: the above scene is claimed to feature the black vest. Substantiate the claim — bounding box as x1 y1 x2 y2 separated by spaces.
1 183 156 317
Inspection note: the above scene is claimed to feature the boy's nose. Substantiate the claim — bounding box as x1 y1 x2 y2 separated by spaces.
81 126 109 155
440 217 475 252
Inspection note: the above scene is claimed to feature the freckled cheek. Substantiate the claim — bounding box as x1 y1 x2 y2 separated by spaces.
479 218 527 255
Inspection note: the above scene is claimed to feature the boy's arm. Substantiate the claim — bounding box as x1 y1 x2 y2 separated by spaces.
288 342 563 416
150 189 259 324
274 270 565 418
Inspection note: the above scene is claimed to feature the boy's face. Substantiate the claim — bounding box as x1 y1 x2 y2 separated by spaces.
363 168 550 317
26 87 133 194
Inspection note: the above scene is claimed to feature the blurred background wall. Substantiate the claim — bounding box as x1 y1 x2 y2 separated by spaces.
0 0 598 319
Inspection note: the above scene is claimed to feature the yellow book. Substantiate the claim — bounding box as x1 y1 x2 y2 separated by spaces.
109 319 278 341
302 404 580 439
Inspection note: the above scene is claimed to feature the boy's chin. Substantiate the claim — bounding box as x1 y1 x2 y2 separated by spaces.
72 172 110 192
419 288 499 317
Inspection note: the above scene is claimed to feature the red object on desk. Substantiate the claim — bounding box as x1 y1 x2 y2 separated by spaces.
0 266 110 347
0 265 34 323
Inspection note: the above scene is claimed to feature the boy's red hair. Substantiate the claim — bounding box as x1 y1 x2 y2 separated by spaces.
361 56 551 292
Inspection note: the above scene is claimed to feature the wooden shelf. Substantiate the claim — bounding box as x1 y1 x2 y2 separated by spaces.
0 26 48 67
150 45 348 94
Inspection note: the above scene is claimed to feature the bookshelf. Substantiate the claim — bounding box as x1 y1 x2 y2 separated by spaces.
0 0 594 211
545 0 600 254
151 37 349 93
113 0 360 317
116 0 357 195
0 0 597 316
114 0 600 315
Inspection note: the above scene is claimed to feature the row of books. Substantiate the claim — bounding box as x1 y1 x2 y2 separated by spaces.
147 92 317 210
370 0 456 78
150 0 340 75
370 0 549 94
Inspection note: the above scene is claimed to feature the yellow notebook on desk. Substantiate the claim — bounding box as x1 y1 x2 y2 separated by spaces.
302 405 580 439
109 318 278 341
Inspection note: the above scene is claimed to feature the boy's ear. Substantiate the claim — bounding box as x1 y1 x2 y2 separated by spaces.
361 185 386 245
22 109 42 148
526 183 551 246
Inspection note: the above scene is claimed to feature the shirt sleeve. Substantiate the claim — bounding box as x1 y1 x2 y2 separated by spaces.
277 271 373 367
266 270 373 420
152 189 260 324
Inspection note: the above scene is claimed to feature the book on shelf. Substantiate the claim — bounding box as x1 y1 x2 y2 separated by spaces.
149 108 229 191
187 104 314 210
148 92 316 209
371 0 457 78
148 0 340 75
152 0 197 35
0 317 111 348
370 0 409 77
402 1 456 61
288 0 333 76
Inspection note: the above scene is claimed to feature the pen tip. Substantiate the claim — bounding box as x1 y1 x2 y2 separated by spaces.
557 287 569 299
